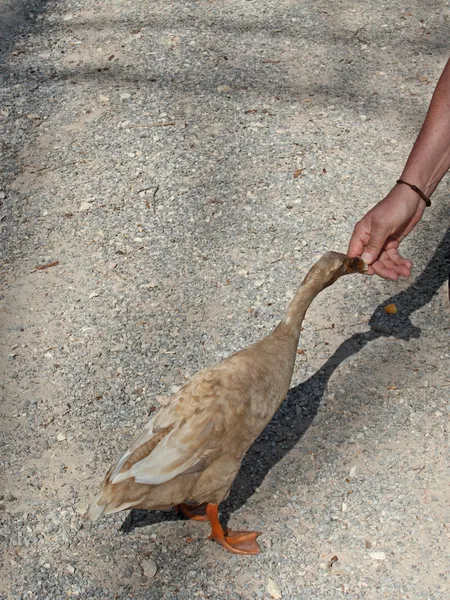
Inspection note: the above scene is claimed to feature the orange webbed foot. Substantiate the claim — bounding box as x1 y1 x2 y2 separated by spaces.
210 529 261 555
205 503 261 555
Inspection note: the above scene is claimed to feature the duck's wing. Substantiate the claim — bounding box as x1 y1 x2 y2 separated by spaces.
108 370 232 486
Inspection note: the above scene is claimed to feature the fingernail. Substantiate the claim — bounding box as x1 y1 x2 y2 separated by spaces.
361 252 373 264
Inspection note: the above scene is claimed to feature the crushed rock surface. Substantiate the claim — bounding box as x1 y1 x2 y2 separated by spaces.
1 0 449 598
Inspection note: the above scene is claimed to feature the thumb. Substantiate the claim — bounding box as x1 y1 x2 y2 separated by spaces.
361 230 389 264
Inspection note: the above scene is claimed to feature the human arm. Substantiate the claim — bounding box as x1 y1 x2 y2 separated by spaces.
348 58 450 280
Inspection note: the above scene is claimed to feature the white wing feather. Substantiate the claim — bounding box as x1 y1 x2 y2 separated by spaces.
109 400 215 485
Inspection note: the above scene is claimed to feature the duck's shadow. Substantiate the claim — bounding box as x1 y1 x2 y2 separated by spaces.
121 228 450 534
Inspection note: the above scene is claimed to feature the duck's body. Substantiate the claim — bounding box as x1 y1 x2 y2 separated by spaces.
88 252 365 554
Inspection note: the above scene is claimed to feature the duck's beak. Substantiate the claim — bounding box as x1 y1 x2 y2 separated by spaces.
345 256 368 274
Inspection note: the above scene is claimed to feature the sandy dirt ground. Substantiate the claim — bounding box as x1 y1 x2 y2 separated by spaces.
1 0 449 598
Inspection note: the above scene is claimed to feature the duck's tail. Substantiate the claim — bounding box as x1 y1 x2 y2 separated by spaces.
87 493 106 521
86 489 138 522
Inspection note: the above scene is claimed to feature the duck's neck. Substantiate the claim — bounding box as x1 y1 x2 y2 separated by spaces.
277 279 325 341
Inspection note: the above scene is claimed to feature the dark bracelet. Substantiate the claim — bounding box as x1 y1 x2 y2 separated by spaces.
396 179 431 207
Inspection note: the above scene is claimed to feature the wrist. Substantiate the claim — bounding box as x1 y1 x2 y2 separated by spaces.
399 168 439 197
395 179 431 207
390 181 424 206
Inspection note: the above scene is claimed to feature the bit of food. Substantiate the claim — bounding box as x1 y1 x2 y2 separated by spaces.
384 303 398 315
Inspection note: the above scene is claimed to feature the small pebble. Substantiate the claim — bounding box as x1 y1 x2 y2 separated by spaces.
111 343 126 352
141 559 157 578
74 502 88 515
267 579 282 599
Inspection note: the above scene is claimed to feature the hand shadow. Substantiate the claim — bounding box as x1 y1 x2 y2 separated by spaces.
121 227 450 534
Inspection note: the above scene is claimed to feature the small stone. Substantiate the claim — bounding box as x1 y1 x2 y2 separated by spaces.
78 202 91 211
349 465 358 478
56 432 66 442
66 564 75 574
111 343 126 352
99 94 109 103
145 280 159 289
141 559 157 578
217 84 232 93
369 551 386 560
74 502 88 515
120 92 132 100
89 292 100 299
267 579 282 599
254 280 265 288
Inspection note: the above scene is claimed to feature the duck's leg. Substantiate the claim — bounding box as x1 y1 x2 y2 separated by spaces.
176 503 208 521
206 503 261 555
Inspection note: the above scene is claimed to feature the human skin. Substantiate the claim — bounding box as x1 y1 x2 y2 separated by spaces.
348 58 450 280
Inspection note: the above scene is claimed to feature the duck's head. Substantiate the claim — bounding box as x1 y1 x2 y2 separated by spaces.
304 251 367 289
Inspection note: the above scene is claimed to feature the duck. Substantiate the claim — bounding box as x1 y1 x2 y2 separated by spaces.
88 252 366 555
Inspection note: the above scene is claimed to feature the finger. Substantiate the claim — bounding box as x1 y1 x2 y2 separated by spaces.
375 250 411 278
389 253 412 272
375 262 410 279
387 261 411 277
371 260 400 281
383 238 400 251
382 248 412 273
397 265 411 278
360 224 392 265
347 221 370 257
386 249 412 270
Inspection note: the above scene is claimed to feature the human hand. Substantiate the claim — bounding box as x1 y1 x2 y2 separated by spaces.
347 184 426 280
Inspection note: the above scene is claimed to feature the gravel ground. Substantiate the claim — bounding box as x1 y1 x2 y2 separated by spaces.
1 0 449 598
